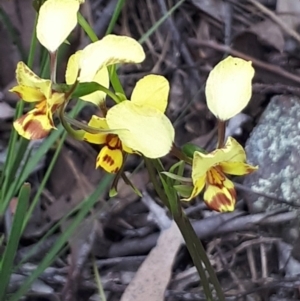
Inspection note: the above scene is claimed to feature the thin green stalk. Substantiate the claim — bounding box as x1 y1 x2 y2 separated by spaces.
105 0 126 35
22 132 66 232
138 0 185 44
0 184 30 300
77 12 98 42
144 159 170 211
8 175 112 301
0 7 26 61
1 12 40 212
27 12 38 68
108 64 125 95
145 158 226 301
217 120 226 149
93 258 107 301
145 159 211 299
173 209 225 301
49 51 57 83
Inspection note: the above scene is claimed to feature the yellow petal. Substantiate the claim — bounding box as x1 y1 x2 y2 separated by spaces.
191 137 247 183
47 92 66 110
220 161 258 176
131 75 169 113
10 85 45 102
83 115 109 144
66 51 109 105
79 34 145 81
96 146 123 173
204 168 236 212
205 56 254 120
222 137 247 162
37 0 80 52
182 174 206 201
14 62 52 98
106 101 174 158
65 51 81 85
80 67 109 105
13 108 54 140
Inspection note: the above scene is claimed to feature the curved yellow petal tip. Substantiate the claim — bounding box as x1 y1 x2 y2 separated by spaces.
9 85 45 102
37 0 81 52
79 34 146 81
206 56 255 121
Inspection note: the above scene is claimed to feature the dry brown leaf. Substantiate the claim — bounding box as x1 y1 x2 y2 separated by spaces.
120 221 183 301
248 20 285 52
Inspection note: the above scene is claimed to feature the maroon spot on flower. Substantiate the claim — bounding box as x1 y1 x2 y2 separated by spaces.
18 116 50 140
205 187 236 212
206 167 226 188
112 167 119 173
103 154 114 166
106 134 122 150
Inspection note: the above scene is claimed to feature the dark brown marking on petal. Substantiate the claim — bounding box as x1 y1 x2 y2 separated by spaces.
50 103 62 113
23 65 40 80
207 187 236 212
103 154 115 166
106 134 122 150
21 118 50 140
112 167 119 173
206 166 226 188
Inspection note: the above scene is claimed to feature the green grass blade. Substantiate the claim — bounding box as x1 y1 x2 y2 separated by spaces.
93 258 107 301
8 175 112 301
1 102 85 214
77 12 98 42
138 0 185 44
105 0 126 35
22 129 68 232
0 183 30 300
0 7 26 61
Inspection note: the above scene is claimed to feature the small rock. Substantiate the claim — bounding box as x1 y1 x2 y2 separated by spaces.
243 95 300 213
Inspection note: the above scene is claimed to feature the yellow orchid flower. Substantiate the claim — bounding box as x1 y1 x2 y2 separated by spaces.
205 56 255 121
185 137 257 212
37 0 83 53
84 74 175 173
65 34 145 106
10 62 65 140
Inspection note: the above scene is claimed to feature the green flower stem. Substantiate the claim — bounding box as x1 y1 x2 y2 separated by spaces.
217 119 226 149
22 129 66 232
0 184 30 300
58 82 85 140
27 14 38 68
96 83 122 104
105 0 126 35
77 12 98 42
49 51 57 83
144 159 170 210
108 65 126 95
145 158 226 301
171 144 193 165
0 12 39 210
